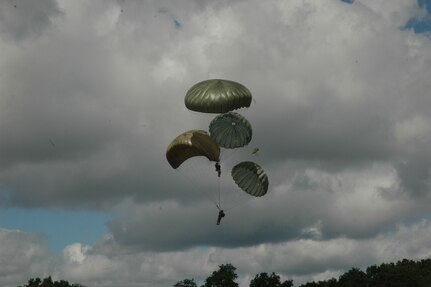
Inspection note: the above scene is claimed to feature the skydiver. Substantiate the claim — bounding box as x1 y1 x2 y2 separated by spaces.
216 209 225 225
215 161 221 177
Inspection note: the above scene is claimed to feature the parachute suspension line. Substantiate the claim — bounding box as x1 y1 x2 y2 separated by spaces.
175 169 218 209
225 195 254 212
218 175 221 209
220 149 237 165
214 161 222 209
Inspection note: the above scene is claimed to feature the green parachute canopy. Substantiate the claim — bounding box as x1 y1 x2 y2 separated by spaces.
209 112 252 149
166 130 220 169
185 79 252 113
231 161 269 197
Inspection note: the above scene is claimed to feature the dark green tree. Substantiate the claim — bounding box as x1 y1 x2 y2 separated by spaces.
174 278 198 287
17 276 86 287
249 272 293 287
337 268 367 287
41 277 54 287
299 278 337 287
202 263 239 287
279 279 295 287
24 278 42 287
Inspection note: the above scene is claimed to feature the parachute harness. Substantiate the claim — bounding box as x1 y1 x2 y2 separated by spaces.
215 161 221 177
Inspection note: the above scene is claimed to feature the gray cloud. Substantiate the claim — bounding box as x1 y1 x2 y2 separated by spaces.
0 0 61 42
104 161 427 251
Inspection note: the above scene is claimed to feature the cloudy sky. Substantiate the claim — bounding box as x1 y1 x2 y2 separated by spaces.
1 0 431 286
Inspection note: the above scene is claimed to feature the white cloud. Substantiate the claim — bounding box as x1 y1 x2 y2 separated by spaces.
0 229 53 287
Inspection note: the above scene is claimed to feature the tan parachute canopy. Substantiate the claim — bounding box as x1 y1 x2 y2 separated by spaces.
166 130 220 169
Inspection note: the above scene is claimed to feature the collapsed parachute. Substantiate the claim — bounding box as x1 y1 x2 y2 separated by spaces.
166 130 220 169
185 79 252 113
209 112 252 149
232 161 269 197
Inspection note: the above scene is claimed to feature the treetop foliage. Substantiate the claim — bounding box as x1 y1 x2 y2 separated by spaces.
21 258 431 287
202 263 239 287
17 276 86 287
298 258 431 287
249 272 293 287
174 278 198 287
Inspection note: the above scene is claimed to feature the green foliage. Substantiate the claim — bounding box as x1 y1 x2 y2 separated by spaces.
174 278 198 287
298 258 431 287
202 263 239 287
365 259 431 287
300 278 337 287
338 268 367 287
249 272 293 287
17 276 86 287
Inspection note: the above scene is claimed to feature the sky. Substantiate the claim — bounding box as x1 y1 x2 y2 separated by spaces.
1 0 431 286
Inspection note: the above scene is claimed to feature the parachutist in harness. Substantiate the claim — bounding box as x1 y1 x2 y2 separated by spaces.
215 161 221 177
216 209 225 225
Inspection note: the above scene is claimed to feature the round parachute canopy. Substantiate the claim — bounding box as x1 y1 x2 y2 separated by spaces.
185 79 252 113
209 112 252 149
166 130 220 169
231 161 269 197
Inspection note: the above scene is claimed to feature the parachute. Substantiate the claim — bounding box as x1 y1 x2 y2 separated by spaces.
185 79 252 113
166 130 220 169
209 112 252 149
231 161 269 197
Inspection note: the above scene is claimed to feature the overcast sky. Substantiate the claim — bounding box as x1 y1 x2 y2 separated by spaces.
1 0 431 286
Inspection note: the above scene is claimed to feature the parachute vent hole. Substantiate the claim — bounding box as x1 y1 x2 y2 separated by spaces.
231 122 236 126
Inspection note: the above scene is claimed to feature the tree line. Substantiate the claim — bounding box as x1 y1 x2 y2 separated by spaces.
18 258 431 287
17 276 85 287
175 258 431 287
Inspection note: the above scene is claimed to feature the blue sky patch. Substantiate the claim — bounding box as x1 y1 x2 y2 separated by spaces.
404 0 431 33
339 0 431 33
405 17 431 33
418 0 431 13
0 208 108 252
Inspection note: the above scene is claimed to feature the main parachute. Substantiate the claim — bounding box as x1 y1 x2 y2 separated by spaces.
185 79 252 113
